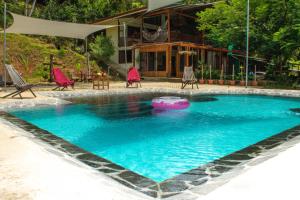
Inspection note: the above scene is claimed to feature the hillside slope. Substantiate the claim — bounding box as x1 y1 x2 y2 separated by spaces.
0 34 87 83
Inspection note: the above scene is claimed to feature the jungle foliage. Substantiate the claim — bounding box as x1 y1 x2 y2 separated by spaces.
1 0 300 85
89 35 115 63
197 0 300 75
0 0 146 82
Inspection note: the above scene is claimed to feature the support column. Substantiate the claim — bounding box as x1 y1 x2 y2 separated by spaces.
246 0 250 87
185 47 190 67
3 2 7 89
123 22 128 84
167 9 171 43
49 54 54 82
85 37 90 77
201 49 205 64
133 48 135 67
166 45 171 77
176 46 180 77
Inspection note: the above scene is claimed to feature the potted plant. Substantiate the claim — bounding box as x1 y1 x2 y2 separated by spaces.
251 65 258 86
208 64 214 84
195 65 203 84
229 64 236 85
211 68 220 84
199 79 206 84
251 81 258 86
239 65 245 86
200 64 206 84
198 62 206 84
218 64 225 85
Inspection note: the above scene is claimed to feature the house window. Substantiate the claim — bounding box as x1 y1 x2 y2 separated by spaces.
119 50 133 64
140 53 148 72
180 54 185 72
189 55 193 67
139 51 166 72
128 26 141 39
157 52 166 71
193 54 199 68
119 24 126 47
148 52 155 71
119 25 141 46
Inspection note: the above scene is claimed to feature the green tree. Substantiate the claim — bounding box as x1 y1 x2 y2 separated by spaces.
39 0 146 23
197 0 300 71
196 0 249 50
89 35 115 63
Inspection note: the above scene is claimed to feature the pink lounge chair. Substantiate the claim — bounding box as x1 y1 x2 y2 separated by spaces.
126 67 141 88
52 68 75 90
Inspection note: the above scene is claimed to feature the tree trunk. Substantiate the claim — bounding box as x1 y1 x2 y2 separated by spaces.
29 0 37 16
25 0 30 16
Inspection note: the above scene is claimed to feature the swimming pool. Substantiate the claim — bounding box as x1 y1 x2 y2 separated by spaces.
8 94 300 184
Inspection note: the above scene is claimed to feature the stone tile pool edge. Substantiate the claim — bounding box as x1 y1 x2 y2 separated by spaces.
2 88 300 199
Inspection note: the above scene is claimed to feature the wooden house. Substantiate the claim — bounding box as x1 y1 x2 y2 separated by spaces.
94 3 241 78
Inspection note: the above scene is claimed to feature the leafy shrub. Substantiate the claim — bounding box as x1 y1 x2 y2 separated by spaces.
57 48 66 58
89 35 115 63
33 64 49 81
75 63 82 72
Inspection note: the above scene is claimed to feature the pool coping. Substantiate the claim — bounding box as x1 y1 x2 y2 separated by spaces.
2 88 300 199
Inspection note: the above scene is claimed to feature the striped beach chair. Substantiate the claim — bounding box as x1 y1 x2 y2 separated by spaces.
2 64 36 99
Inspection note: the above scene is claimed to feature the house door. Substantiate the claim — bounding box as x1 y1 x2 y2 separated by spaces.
171 56 177 77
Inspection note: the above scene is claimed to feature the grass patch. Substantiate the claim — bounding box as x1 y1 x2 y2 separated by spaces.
0 34 86 83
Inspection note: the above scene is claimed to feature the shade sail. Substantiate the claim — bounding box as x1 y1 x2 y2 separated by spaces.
148 0 182 12
4 13 116 39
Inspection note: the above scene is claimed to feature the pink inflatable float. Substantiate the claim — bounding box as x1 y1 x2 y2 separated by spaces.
151 96 190 110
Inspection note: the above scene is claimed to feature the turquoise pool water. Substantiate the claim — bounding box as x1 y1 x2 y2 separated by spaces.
9 94 300 182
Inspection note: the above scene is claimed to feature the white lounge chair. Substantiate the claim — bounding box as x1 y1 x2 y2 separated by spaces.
181 66 199 89
2 64 36 99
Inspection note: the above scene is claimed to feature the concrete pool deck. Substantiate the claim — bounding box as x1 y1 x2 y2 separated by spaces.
201 140 300 200
1 83 300 199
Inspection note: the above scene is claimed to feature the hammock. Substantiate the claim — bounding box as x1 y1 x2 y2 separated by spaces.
142 26 168 42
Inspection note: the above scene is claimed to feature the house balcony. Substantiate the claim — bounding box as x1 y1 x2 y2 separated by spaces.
119 37 141 47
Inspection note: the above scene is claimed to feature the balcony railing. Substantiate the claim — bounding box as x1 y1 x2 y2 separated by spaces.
119 37 141 47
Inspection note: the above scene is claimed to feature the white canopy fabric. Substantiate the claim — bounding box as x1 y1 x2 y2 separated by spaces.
147 0 182 12
5 13 116 39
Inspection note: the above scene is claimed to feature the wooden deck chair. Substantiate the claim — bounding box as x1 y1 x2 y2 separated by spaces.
126 67 142 88
52 68 75 91
2 64 36 99
181 66 199 89
93 72 109 90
